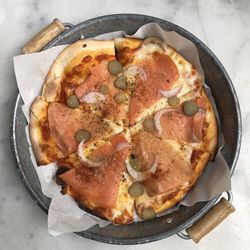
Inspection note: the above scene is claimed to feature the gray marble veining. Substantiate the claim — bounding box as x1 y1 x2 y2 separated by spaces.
0 0 249 249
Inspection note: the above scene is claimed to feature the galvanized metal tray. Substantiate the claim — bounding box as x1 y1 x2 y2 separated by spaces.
11 14 242 244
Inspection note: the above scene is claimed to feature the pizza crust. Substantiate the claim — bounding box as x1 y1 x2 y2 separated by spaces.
42 40 115 102
29 96 64 165
114 37 142 51
29 96 49 165
201 89 218 159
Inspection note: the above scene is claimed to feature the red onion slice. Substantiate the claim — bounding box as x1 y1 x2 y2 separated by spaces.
80 92 106 103
125 157 158 181
154 108 181 135
199 107 206 114
77 140 103 167
125 65 147 81
159 85 183 98
116 142 131 151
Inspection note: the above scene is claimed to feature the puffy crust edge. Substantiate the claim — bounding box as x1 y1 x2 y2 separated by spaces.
201 89 218 159
29 96 50 165
114 38 142 51
42 40 115 102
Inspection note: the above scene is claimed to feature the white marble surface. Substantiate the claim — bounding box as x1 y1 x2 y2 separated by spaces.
0 0 249 249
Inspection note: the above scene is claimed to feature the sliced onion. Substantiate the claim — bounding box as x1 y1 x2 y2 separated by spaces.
154 108 181 135
159 85 183 98
125 157 158 181
77 140 103 167
124 65 147 82
116 142 131 151
80 92 106 103
199 107 206 114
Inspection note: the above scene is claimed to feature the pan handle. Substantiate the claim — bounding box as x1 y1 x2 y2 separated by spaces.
22 18 73 54
177 191 235 243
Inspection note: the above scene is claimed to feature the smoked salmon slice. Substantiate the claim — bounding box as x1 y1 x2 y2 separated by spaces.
48 102 112 157
74 60 114 98
158 97 206 142
132 131 194 197
129 52 179 124
59 134 130 208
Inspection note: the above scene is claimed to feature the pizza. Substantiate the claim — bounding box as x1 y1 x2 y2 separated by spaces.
29 37 218 224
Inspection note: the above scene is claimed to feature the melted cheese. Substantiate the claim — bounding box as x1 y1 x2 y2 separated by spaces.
109 172 134 222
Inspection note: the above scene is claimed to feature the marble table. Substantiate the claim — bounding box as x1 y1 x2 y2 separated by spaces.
0 0 249 249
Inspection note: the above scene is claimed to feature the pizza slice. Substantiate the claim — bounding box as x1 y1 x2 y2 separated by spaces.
42 40 115 103
130 86 218 159
125 130 210 219
30 98 122 165
115 37 203 124
41 39 131 125
30 40 126 165
56 133 134 224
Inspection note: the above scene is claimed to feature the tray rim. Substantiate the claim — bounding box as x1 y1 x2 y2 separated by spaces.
11 13 242 245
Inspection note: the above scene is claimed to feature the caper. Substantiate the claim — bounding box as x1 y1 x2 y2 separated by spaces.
115 92 127 103
67 95 79 108
129 157 141 171
75 129 91 143
183 100 199 116
168 96 180 106
115 76 127 90
108 60 123 75
99 84 109 95
143 117 156 132
142 207 156 220
128 182 144 197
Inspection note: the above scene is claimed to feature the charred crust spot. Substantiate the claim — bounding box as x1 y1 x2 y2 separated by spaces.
190 149 202 165
82 55 92 63
39 118 50 141
130 153 136 159
73 63 85 73
203 122 209 129
95 54 114 62
162 191 179 202
56 166 71 176
55 166 71 188
116 47 138 65
194 79 202 86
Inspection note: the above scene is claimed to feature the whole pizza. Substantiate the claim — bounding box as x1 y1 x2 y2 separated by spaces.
29 37 218 224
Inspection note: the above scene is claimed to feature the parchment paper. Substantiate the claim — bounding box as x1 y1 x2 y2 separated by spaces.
13 23 231 236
